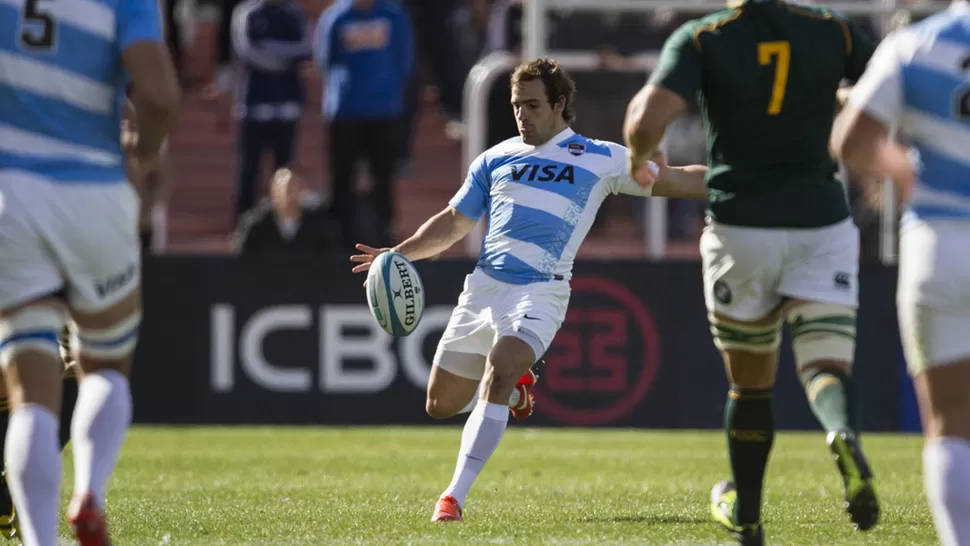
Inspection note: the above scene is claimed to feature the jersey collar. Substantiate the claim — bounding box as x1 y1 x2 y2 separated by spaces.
543 127 575 148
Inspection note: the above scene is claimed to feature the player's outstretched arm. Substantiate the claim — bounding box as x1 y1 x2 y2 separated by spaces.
613 154 707 200
351 149 490 274
350 207 477 274
393 207 477 262
653 164 708 200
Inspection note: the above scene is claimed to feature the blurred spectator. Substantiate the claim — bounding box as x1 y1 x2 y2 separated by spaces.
398 0 470 169
217 0 246 91
401 0 465 119
196 0 242 132
235 168 338 254
314 0 414 250
454 0 493 62
230 0 313 225
486 0 523 54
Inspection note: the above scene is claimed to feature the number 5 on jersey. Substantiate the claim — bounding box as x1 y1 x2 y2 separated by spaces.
19 0 57 52
758 41 790 116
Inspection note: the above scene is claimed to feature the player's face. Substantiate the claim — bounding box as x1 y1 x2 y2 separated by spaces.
511 79 562 145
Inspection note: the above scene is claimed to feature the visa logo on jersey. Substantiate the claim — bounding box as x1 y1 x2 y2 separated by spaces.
511 164 574 184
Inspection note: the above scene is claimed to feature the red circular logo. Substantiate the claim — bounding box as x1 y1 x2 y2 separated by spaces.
535 276 660 426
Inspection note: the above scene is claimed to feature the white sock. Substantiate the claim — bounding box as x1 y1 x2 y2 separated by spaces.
441 402 508 509
924 437 970 546
5 404 61 546
71 370 132 508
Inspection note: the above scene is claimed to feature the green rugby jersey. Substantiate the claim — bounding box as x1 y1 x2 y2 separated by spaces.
650 0 876 228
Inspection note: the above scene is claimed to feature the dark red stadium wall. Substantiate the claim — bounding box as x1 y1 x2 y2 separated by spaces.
131 257 904 431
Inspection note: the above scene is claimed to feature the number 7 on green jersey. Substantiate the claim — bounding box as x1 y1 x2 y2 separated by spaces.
758 41 790 115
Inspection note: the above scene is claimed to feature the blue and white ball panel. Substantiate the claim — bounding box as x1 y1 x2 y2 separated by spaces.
366 252 425 337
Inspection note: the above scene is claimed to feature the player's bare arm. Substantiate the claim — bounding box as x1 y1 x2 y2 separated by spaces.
624 85 688 184
350 207 477 274
832 110 914 201
123 42 180 167
653 163 708 200
617 155 707 199
831 33 914 200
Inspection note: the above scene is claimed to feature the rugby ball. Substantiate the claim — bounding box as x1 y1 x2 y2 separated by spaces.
366 252 425 337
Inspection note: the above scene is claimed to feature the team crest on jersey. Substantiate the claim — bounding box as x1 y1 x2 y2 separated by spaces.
567 143 585 156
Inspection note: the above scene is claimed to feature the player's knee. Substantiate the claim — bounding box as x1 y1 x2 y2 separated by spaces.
786 303 856 384
73 309 141 374
709 313 782 355
0 306 66 370
482 364 517 396
485 335 536 394
425 396 458 420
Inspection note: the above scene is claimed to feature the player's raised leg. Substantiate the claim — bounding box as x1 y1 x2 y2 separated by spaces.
425 278 542 427
65 286 141 546
426 359 482 420
432 335 537 522
427 348 539 422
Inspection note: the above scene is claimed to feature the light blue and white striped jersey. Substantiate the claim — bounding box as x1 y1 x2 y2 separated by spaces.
849 1 970 222
451 128 653 285
0 0 163 183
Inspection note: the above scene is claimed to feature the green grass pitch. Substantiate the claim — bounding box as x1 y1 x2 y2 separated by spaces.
55 426 935 545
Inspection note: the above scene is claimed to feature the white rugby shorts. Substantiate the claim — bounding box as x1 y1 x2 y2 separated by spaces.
434 268 570 380
0 170 141 312
897 219 970 376
700 218 860 321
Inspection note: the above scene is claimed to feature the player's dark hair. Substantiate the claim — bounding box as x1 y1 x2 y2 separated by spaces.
510 58 577 124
